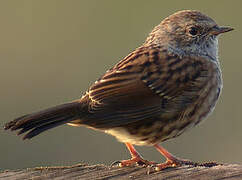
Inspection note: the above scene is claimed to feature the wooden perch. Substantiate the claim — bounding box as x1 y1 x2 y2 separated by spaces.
1 163 242 180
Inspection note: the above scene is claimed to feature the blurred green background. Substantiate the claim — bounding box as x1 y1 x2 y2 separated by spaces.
0 0 241 170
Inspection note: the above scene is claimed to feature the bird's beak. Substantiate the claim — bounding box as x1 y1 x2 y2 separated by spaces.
210 26 234 35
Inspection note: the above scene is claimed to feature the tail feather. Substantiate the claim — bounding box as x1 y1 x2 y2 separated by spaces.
4 101 82 139
22 115 76 139
17 114 67 135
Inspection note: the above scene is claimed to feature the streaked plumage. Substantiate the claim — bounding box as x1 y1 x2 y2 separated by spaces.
4 10 233 170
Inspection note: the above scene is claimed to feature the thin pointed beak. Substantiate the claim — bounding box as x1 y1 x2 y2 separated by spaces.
210 26 234 35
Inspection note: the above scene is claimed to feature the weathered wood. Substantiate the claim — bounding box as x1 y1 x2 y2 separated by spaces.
1 163 242 180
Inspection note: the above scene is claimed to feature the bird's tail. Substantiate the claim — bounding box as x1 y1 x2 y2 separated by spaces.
4 101 82 140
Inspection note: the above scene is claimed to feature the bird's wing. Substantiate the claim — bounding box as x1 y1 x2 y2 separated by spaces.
81 45 210 128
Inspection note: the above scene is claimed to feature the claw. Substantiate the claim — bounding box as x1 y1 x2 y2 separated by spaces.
155 158 196 171
119 157 156 167
154 157 220 171
110 160 122 167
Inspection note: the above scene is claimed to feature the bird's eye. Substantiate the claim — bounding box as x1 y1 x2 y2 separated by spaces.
188 26 199 36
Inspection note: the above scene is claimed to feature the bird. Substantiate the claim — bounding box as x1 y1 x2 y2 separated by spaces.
4 10 233 171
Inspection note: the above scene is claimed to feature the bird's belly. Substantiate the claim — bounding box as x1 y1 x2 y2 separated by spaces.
105 114 185 146
105 118 188 146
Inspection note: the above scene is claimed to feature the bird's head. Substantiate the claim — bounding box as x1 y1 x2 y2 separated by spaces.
146 10 233 60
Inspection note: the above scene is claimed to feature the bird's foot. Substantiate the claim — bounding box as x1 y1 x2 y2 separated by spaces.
121 156 156 167
154 158 219 171
111 143 156 167
111 156 156 167
155 158 197 171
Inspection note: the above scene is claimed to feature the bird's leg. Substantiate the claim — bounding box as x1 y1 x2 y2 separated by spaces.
154 144 196 171
118 143 156 167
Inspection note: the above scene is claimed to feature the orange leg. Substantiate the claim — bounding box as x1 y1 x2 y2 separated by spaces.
118 143 156 167
154 144 195 171
112 143 217 170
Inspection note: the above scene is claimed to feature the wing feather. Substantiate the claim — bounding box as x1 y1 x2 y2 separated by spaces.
78 45 211 128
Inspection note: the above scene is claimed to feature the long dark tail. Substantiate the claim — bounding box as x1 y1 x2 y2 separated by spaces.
4 101 82 140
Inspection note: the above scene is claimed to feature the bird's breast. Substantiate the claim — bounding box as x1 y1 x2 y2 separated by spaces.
185 64 222 127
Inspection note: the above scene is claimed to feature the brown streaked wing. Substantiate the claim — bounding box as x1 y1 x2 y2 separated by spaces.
80 47 162 128
80 46 210 128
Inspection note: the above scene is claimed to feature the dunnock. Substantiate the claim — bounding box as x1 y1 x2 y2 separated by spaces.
4 10 233 170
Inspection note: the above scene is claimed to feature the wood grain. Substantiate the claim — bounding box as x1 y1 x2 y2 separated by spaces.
1 163 242 180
